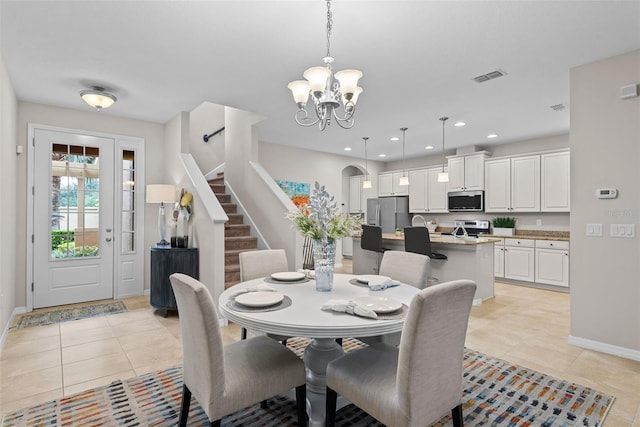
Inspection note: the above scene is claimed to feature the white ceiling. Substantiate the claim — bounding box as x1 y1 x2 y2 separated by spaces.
1 1 639 161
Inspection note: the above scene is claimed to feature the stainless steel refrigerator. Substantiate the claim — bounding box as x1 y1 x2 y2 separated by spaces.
366 197 411 233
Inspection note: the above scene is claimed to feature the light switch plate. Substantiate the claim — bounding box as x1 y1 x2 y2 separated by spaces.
586 224 602 236
610 224 635 238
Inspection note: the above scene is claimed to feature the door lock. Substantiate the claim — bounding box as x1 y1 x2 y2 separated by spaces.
106 237 112 242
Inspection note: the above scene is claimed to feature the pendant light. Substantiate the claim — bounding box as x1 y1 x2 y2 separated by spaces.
362 137 372 188
437 117 449 182
399 127 409 186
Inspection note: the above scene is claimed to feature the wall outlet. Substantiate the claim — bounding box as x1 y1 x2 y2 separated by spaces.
536 219 542 226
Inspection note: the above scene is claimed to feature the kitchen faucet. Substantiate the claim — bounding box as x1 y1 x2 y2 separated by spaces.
452 222 468 238
411 215 427 227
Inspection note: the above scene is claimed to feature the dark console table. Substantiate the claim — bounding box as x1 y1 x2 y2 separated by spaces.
150 247 199 316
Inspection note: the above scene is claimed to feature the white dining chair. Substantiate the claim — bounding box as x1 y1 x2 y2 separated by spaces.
325 280 476 427
238 249 290 342
169 273 307 427
358 250 431 346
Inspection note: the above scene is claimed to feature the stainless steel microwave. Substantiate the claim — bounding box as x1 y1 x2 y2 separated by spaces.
448 190 484 212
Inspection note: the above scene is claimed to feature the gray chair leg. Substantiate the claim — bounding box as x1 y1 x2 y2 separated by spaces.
241 327 247 340
296 384 307 426
211 420 221 427
325 386 337 427
452 403 463 427
179 384 191 427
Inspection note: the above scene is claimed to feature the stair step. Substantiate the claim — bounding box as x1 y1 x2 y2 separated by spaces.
225 248 257 264
225 236 258 250
225 224 251 237
225 264 241 284
209 176 224 185
216 193 231 203
221 203 237 214
226 214 244 225
210 184 225 194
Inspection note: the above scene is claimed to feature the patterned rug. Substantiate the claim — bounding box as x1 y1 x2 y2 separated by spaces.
1 338 614 426
14 301 128 329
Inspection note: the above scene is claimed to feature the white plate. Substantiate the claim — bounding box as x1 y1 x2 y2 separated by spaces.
353 296 402 314
271 271 306 282
235 291 284 307
356 275 391 285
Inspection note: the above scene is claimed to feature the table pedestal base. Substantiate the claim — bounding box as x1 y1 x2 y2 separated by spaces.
303 338 344 426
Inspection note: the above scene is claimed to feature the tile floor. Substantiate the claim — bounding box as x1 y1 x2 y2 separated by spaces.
1 263 639 425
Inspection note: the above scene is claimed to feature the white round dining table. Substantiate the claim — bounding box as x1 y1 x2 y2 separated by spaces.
218 273 420 427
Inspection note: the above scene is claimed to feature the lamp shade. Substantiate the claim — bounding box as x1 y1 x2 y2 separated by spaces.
146 184 176 204
288 80 311 105
303 66 332 94
80 88 117 110
334 69 363 98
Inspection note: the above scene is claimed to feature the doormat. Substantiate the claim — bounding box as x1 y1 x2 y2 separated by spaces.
14 301 128 329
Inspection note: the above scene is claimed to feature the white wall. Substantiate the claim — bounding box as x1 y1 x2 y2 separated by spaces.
569 49 640 357
15 102 165 305
0 55 18 335
188 102 225 174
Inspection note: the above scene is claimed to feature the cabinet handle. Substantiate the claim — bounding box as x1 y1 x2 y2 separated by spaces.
550 243 554 247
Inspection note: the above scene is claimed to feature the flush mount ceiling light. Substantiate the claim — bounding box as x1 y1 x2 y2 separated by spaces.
362 137 372 189
287 0 363 130
399 127 409 186
437 117 449 183
80 86 117 111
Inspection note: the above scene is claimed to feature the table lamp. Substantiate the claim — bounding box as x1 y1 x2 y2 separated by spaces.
146 184 176 248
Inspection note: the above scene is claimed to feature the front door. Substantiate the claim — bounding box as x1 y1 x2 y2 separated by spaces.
33 129 115 308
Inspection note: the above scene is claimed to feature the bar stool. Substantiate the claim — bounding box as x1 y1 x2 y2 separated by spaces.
404 226 447 286
360 224 385 274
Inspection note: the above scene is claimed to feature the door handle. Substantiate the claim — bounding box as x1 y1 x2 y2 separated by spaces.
106 237 112 242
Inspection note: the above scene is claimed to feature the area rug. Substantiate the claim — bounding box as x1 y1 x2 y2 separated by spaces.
1 338 614 426
14 301 127 329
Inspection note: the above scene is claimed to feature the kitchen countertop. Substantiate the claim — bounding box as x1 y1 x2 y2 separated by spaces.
375 232 501 245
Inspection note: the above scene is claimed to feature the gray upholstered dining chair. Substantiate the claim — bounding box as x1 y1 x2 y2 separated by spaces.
326 280 477 427
357 250 431 346
238 249 290 342
169 273 307 427
379 250 430 289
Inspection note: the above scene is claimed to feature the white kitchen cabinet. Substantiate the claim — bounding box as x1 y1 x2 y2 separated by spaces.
447 152 489 192
504 238 535 282
535 240 569 287
349 175 366 213
378 171 408 197
494 238 505 278
485 155 540 212
408 167 448 213
541 151 570 212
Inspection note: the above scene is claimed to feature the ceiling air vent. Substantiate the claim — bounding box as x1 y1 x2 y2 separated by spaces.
472 69 507 83
550 103 567 111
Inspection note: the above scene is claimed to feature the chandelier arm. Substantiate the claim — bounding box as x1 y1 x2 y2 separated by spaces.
331 107 356 129
294 109 322 127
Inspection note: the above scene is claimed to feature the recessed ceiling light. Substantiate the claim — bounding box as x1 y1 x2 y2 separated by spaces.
425 145 434 150
454 121 466 127
487 134 498 139
390 137 399 141
344 147 352 151
378 154 386 158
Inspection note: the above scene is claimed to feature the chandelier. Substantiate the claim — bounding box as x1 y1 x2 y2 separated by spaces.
287 0 363 130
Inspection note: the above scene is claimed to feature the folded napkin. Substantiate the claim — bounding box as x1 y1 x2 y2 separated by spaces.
297 269 316 279
321 299 378 319
367 277 401 291
233 283 276 296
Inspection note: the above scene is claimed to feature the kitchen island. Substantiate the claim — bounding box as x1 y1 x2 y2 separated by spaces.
352 232 500 305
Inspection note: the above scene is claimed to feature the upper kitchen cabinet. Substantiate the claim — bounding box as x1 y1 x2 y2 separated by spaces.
378 171 409 197
541 151 570 212
485 155 540 212
447 152 489 191
408 167 448 213
349 175 368 213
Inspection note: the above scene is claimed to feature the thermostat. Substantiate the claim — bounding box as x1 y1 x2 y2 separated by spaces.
596 188 617 199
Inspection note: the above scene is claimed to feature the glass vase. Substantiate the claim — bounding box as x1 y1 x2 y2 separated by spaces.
313 239 336 292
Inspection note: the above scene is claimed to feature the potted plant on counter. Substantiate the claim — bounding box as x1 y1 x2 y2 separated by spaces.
492 217 516 236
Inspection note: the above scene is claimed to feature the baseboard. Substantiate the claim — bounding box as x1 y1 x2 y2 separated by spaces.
568 335 640 362
0 306 27 356
143 289 151 296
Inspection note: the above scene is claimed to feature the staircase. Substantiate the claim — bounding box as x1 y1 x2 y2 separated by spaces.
209 173 258 289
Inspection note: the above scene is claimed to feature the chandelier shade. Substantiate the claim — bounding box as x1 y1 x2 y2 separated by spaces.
287 0 363 130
